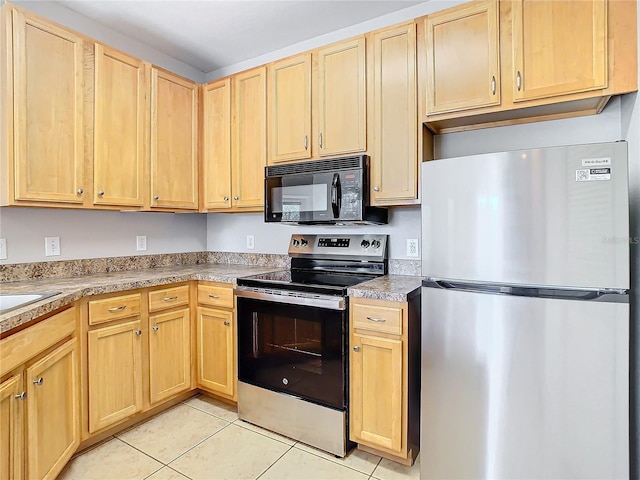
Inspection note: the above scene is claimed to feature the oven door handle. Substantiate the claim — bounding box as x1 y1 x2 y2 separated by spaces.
234 287 346 311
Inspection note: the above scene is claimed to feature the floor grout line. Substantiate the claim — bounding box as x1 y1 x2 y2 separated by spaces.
141 464 165 480
254 443 295 480
181 397 239 423
231 419 298 447
291 443 384 477
165 420 236 471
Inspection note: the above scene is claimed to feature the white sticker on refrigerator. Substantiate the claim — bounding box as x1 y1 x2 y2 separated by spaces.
582 157 611 167
576 168 611 182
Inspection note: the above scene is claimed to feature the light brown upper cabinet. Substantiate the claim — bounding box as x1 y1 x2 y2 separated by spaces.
268 53 312 164
370 23 418 206
511 0 607 102
201 78 232 210
315 37 367 156
150 67 199 210
94 44 148 207
231 66 267 209
425 0 500 115
4 7 85 206
422 0 637 133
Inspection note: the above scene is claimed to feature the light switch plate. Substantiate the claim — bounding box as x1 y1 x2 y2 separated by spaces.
136 235 147 251
0 239 6 260
45 237 61 257
406 238 419 258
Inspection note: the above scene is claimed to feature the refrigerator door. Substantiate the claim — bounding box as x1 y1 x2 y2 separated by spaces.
421 142 629 290
421 286 629 480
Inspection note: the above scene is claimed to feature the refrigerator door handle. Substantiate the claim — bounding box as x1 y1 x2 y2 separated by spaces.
424 278 628 303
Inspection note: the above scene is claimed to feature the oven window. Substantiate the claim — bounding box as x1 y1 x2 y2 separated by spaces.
237 298 347 410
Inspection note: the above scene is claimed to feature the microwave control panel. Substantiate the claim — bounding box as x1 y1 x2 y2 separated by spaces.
338 170 363 220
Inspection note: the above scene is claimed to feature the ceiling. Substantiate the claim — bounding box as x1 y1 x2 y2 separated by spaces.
55 0 424 74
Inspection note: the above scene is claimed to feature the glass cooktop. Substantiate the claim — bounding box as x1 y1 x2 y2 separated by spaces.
236 270 377 296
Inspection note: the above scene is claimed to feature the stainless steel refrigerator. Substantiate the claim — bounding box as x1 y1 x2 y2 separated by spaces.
420 141 630 479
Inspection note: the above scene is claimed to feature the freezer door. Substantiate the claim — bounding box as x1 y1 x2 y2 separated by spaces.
421 142 629 289
421 286 629 480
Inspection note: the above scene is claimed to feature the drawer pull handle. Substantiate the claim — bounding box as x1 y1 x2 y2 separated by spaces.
224 321 230 326
163 296 178 302
33 377 43 386
135 329 142 336
14 392 26 400
208 294 221 299
108 305 127 312
366 316 386 323
152 325 159 332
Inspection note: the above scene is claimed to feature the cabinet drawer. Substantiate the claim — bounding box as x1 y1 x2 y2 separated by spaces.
88 293 141 325
352 302 403 335
148 285 189 312
197 284 234 309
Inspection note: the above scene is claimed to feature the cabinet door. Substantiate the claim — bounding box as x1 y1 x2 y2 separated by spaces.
425 0 500 115
25 338 79 480
87 320 143 433
316 38 366 156
150 68 199 209
350 333 403 453
202 79 232 210
12 9 85 203
0 374 23 480
371 23 417 205
268 53 312 163
149 308 191 405
512 0 607 102
232 67 267 209
94 44 147 207
197 307 234 397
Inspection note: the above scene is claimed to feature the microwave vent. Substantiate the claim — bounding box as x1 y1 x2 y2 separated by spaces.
266 155 366 176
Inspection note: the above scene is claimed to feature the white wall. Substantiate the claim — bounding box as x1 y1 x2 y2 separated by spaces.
9 0 205 82
0 208 207 264
207 207 421 260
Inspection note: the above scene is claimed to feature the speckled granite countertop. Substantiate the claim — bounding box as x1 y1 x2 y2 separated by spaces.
0 264 283 335
1 264 423 335
347 275 423 303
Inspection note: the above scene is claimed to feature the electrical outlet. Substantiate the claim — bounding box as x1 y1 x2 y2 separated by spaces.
406 238 419 258
0 239 6 260
45 237 61 257
246 234 255 250
136 235 147 252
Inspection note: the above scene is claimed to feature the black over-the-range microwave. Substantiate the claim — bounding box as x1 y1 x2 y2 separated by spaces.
264 155 388 225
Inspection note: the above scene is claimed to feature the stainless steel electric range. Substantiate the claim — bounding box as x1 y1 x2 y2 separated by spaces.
235 234 388 457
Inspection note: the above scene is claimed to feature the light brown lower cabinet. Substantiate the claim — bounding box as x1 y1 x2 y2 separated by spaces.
196 283 236 399
349 295 420 466
0 307 80 480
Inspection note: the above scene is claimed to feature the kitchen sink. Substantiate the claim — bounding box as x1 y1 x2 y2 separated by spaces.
0 292 61 315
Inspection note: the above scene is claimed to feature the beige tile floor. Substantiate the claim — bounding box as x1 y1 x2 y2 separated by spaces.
58 394 420 480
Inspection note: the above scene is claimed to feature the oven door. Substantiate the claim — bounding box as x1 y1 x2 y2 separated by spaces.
236 291 348 411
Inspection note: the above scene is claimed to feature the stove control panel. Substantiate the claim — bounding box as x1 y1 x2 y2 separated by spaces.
289 234 388 259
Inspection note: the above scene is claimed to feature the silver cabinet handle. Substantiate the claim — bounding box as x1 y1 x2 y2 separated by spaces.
304 135 308 150
491 75 496 95
373 186 380 192
153 195 159 201
108 305 126 312
135 329 142 336
353 346 360 352
223 196 229 201
33 377 43 386
209 294 220 299
366 316 386 323
224 321 230 326
516 71 522 91
233 196 239 201
77 188 83 195
318 133 323 149
163 296 178 302
97 190 104 196
152 325 159 332
14 392 26 400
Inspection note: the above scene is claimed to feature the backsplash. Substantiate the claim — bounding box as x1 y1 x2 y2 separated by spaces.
0 252 421 283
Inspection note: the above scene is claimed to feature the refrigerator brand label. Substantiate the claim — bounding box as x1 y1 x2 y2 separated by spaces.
582 157 611 167
576 168 611 182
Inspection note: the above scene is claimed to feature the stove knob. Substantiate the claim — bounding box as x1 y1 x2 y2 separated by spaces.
361 239 370 248
300 239 308 247
292 239 300 247
372 240 381 249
